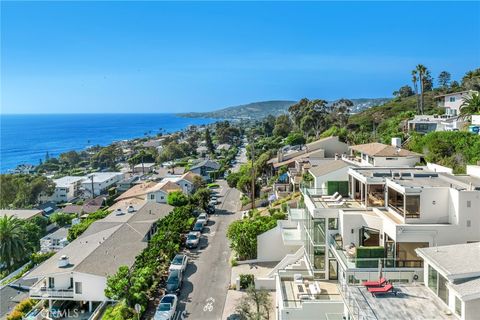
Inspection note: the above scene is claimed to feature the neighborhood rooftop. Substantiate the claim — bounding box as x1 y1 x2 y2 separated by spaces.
0 209 44 220
26 202 173 278
349 142 422 157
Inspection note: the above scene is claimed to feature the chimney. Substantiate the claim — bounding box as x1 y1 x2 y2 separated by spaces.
334 153 339 161
391 137 402 148
58 255 69 268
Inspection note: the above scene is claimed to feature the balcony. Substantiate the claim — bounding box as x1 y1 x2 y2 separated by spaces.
341 154 362 165
328 235 423 270
302 187 362 209
278 271 342 309
30 279 74 299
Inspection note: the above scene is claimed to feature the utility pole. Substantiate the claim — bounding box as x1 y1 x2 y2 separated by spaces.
141 154 145 175
250 134 256 210
90 175 95 198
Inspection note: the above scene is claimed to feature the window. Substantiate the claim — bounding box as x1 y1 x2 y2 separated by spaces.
75 282 82 294
428 265 438 293
455 296 462 316
449 97 456 102
48 277 55 288
405 195 420 218
328 218 338 230
150 194 155 200
313 219 326 244
467 200 471 208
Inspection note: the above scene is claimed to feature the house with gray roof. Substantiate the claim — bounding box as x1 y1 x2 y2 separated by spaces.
25 201 173 311
189 159 221 181
416 243 480 320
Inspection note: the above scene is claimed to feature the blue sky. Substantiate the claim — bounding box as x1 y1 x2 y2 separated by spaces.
1 1 479 114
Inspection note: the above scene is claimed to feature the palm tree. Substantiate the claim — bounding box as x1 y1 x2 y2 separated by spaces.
416 64 427 114
0 215 27 271
412 70 420 114
460 93 480 119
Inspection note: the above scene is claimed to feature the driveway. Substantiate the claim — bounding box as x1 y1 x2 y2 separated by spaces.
173 179 241 320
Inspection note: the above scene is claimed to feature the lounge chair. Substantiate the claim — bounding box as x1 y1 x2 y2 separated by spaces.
322 192 339 200
323 194 343 202
329 199 346 207
368 283 397 296
362 277 387 287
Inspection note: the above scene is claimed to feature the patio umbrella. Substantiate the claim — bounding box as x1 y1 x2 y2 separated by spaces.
378 258 383 280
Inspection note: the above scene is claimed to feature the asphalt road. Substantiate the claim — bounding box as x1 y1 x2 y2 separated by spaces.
172 179 241 320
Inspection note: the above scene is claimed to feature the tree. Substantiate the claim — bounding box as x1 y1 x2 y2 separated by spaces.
412 70 420 114
50 212 75 227
438 71 451 89
461 68 480 91
105 265 151 308
460 93 480 119
329 98 353 127
192 188 211 210
167 191 189 207
272 115 291 138
393 85 414 98
205 128 215 154
192 175 205 190
59 151 81 168
262 115 276 137
416 64 428 114
0 216 27 271
0 174 54 209
284 132 306 146
235 285 272 320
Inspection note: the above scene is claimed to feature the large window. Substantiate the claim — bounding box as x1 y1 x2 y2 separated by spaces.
388 187 404 214
428 265 438 292
455 296 462 317
367 184 385 207
314 246 326 270
405 195 420 218
328 218 338 230
313 219 326 244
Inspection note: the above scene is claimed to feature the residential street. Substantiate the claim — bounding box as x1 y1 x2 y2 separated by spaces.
173 179 242 320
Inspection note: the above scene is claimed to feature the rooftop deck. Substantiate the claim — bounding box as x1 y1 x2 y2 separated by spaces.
342 283 457 320
303 188 363 209
280 277 342 308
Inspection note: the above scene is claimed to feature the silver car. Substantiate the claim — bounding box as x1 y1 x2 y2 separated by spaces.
154 294 178 320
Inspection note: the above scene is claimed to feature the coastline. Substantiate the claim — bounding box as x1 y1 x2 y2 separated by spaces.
0 113 216 173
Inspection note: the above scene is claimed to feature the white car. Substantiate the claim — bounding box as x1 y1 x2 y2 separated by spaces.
198 213 209 222
169 254 188 272
154 294 178 320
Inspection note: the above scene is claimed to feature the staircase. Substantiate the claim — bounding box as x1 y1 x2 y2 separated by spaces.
267 247 305 278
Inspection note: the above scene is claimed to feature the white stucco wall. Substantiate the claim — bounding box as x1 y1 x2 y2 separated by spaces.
257 226 300 262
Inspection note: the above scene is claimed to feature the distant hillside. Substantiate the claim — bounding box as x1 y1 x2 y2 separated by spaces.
179 98 390 119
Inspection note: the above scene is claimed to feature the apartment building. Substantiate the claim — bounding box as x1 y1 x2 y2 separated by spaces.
25 201 173 316
50 176 85 203
81 172 124 197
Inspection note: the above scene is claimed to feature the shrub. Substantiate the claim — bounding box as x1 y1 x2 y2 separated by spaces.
239 274 255 289
6 298 36 320
167 191 189 207
102 300 135 320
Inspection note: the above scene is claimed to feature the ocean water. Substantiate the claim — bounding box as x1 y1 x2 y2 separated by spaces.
0 114 215 172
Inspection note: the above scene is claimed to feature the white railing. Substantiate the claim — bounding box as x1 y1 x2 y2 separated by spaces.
30 287 74 299
267 247 305 278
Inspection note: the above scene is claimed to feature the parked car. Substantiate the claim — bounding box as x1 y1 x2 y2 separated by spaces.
169 254 188 272
186 231 201 248
154 294 178 320
193 221 204 232
209 199 218 206
196 218 207 227
166 269 183 294
206 204 215 214
198 212 209 222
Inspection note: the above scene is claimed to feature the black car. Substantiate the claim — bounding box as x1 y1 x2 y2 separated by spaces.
166 269 183 294
205 204 215 215
193 221 204 232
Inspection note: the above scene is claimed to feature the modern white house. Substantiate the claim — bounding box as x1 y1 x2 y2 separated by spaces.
25 201 173 315
259 162 480 320
40 227 69 253
50 176 85 203
435 90 479 116
343 141 422 167
416 243 480 320
115 180 182 203
407 114 466 134
81 172 124 197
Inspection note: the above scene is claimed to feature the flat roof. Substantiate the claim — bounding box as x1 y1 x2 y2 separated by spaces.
54 176 85 187
349 284 455 320
389 172 480 190
308 159 350 178
416 242 480 280
349 142 422 157
0 209 43 220
85 172 123 183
